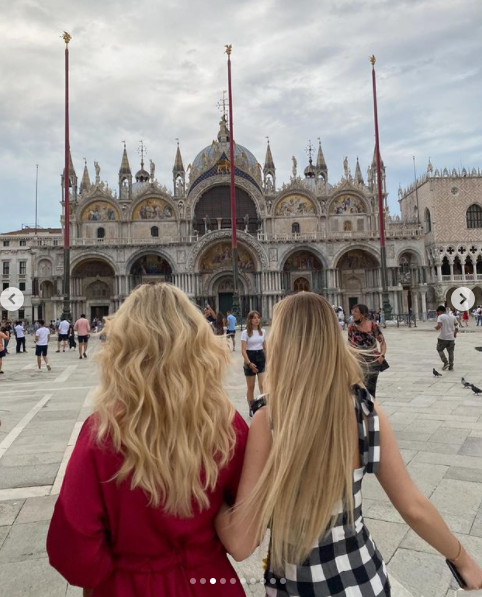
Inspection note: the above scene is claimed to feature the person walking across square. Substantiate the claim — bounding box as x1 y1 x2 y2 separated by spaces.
14 321 27 353
35 320 51 371
435 305 458 371
74 314 90 359
56 318 71 353
226 310 237 351
0 328 8 375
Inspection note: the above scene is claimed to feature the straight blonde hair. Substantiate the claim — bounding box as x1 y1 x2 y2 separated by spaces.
93 283 236 516
243 292 364 573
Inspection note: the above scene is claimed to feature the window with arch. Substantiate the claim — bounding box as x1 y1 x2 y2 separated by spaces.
151 226 159 237
424 208 432 233
97 227 105 239
292 222 300 234
343 221 352 232
293 277 310 292
467 204 482 229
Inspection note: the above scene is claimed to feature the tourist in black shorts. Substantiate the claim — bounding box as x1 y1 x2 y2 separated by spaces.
35 320 51 371
241 310 266 418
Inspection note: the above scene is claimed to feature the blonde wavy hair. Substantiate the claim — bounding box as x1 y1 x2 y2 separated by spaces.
243 292 364 572
93 283 236 516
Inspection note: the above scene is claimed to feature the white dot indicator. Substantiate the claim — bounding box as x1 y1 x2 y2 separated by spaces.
210 578 216 584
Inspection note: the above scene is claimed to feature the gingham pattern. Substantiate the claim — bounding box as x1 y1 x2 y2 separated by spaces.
265 385 390 597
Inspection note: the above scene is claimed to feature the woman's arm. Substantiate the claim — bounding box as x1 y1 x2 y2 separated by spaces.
241 339 257 374
376 405 482 589
215 408 272 561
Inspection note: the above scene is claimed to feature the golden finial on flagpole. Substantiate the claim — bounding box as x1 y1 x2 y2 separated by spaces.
225 44 232 56
369 55 376 66
61 31 72 45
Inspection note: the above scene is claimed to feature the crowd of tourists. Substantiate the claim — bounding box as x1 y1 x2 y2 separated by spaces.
0 315 106 377
42 283 482 595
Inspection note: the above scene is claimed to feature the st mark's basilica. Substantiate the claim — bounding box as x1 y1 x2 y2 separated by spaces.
2 114 482 323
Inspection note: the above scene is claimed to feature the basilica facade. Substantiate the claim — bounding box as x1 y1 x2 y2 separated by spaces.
2 116 481 324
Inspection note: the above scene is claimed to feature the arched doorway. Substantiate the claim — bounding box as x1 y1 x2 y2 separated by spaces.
293 277 310 292
72 259 116 321
336 249 380 313
194 185 259 235
198 241 258 316
282 250 324 293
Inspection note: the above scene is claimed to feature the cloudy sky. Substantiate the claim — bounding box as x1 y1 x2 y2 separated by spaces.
0 0 481 232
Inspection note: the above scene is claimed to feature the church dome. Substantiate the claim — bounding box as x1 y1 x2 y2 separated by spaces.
189 117 261 188
135 164 150 183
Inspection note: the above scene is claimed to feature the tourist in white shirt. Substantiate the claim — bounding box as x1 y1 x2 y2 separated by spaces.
14 321 27 353
435 305 458 371
35 320 51 371
56 319 71 353
241 310 266 417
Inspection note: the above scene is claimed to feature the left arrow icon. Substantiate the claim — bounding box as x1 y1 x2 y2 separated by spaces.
8 294 16 304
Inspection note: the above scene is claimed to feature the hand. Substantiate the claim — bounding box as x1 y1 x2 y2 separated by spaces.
250 362 258 374
376 355 385 365
456 550 482 590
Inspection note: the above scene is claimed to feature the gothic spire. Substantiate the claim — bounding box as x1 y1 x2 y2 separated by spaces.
355 157 364 184
173 141 185 173
316 139 326 170
119 142 132 176
264 140 275 170
372 144 384 167
79 159 91 194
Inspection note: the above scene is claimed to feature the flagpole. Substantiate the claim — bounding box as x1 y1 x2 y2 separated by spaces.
35 164 39 234
226 45 241 320
370 55 392 320
62 32 72 321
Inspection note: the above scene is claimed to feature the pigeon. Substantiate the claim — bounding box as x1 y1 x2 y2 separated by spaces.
433 368 442 377
471 384 482 395
461 377 472 388
476 347 482 353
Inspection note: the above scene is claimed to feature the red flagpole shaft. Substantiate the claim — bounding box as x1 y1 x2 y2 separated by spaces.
64 45 70 249
371 62 385 249
227 54 237 250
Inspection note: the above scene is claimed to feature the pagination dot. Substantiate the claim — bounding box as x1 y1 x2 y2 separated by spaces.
200 578 206 584
250 577 257 584
189 578 196 584
220 578 226 584
230 578 237 584
210 578 216 584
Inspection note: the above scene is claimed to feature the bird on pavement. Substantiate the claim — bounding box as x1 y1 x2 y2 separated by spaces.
476 347 482 352
471 384 482 395
433 368 442 377
461 377 472 388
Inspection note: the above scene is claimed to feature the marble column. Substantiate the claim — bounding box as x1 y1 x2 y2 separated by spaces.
436 264 442 282
421 292 427 321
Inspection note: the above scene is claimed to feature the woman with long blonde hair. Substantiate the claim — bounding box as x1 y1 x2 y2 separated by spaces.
215 292 482 594
47 283 249 597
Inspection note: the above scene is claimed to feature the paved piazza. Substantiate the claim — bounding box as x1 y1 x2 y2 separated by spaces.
1 323 482 596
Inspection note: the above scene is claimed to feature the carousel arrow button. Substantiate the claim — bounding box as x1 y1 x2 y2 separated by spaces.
452 287 475 312
0 286 25 311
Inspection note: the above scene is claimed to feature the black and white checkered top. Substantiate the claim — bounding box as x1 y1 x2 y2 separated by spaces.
265 385 390 597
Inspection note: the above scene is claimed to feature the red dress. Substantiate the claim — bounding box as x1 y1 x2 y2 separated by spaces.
47 412 249 597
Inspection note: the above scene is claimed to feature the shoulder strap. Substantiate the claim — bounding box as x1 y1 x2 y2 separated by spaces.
352 385 380 473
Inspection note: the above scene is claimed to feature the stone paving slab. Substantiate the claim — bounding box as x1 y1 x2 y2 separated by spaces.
0 324 482 595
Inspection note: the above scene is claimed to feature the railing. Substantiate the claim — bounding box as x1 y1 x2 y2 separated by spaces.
441 273 482 282
71 236 199 246
386 227 423 238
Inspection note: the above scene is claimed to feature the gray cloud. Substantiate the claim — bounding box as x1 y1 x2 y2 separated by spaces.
0 0 481 231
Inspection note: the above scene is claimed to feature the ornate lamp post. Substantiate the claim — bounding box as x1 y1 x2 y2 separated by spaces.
225 45 241 320
61 31 72 321
370 55 392 320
